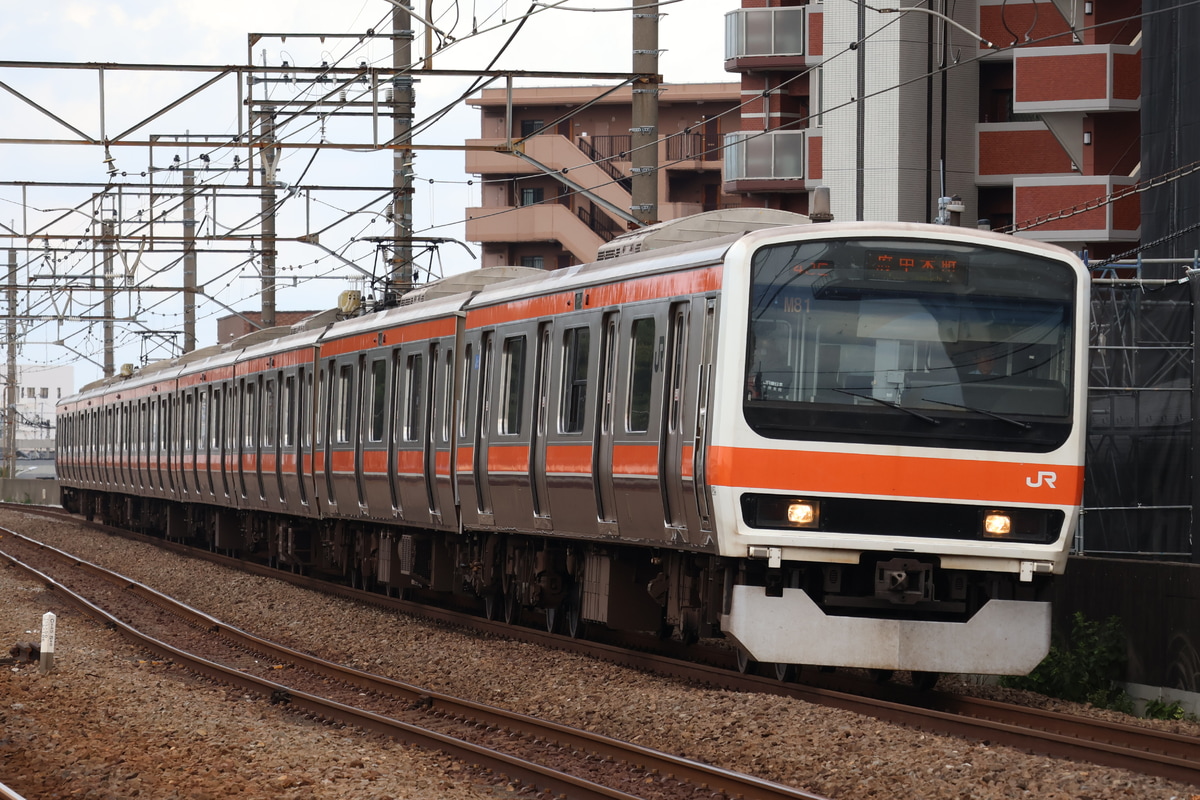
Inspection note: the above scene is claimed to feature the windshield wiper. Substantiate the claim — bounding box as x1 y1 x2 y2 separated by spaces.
924 398 1032 429
833 388 940 425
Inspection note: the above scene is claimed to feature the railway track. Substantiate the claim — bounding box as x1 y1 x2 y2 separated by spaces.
5 503 1200 789
0 526 827 800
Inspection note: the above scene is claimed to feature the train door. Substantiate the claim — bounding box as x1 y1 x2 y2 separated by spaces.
529 323 552 523
223 382 237 500
153 397 165 494
473 332 495 523
320 362 336 510
141 400 150 492
691 299 717 533
423 342 440 522
387 348 402 515
431 336 458 525
297 366 312 508
264 374 279 504
593 312 619 532
236 378 249 499
169 394 179 495
275 373 288 503
182 390 194 497
354 354 367 509
204 387 216 498
660 303 689 532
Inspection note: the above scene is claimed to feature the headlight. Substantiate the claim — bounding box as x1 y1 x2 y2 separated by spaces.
741 494 821 529
983 512 1013 537
788 501 817 525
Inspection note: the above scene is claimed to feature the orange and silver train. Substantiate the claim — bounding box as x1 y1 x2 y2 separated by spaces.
56 210 1088 677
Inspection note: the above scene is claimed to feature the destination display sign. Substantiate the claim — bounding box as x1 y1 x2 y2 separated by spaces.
865 250 968 283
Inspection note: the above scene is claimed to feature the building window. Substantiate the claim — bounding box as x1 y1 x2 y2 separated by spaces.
520 187 544 206
39 387 48 399
520 255 545 269
520 119 544 138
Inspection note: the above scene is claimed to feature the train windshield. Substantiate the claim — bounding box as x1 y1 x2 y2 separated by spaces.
744 237 1077 452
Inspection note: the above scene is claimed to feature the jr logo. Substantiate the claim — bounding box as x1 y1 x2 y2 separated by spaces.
1026 471 1058 489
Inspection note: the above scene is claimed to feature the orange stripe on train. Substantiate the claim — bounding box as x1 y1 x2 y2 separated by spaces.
707 446 1084 506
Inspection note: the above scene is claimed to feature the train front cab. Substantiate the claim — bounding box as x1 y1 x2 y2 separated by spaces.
710 224 1089 676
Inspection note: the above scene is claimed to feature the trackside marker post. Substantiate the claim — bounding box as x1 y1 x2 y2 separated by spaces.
39 612 56 674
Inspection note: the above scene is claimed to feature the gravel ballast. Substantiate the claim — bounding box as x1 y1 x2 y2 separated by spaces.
2 508 1198 800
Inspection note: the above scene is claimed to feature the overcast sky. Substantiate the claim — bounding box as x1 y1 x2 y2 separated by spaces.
0 0 735 387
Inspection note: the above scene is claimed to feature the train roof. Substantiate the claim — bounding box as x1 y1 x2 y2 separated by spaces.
596 208 811 260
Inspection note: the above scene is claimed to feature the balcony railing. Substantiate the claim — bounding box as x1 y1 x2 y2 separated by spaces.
576 136 631 191
665 132 720 162
725 7 807 59
723 130 808 182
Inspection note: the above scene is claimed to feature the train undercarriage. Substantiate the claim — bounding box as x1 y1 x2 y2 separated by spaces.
63 486 1052 668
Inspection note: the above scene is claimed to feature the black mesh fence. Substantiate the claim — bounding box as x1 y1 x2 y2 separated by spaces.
1083 278 1195 560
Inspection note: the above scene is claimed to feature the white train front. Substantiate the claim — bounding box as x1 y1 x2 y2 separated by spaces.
57 211 1088 678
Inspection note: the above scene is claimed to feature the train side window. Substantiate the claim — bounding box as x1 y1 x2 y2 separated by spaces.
441 346 453 443
198 389 209 450
263 378 277 448
315 368 326 446
184 392 195 452
500 335 526 435
368 358 387 443
560 326 590 434
404 353 424 442
211 389 222 450
459 343 474 438
243 381 258 449
282 376 295 447
301 370 313 449
627 318 655 433
336 363 354 444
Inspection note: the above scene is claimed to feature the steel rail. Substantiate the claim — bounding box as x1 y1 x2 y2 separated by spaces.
5 503 1200 787
0 527 828 800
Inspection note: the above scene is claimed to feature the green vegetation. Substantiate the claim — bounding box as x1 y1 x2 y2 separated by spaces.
1142 697 1194 721
1001 612 1133 713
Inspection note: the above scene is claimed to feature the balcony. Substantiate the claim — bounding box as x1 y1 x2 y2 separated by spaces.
1013 44 1140 114
465 202 606 264
724 6 823 71
1011 176 1140 243
977 123 1075 184
722 129 821 193
466 134 632 218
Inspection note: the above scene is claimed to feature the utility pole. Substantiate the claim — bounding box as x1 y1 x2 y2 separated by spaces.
101 219 115 377
6 249 17 481
631 0 659 227
390 4 416 302
259 107 278 329
183 169 197 352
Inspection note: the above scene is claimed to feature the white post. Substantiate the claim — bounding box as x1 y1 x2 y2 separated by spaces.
39 611 56 674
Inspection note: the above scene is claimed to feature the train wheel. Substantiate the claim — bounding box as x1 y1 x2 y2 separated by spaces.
911 671 941 691
736 648 756 675
544 606 560 634
772 662 794 682
564 582 585 639
503 588 520 626
868 669 894 684
483 592 501 621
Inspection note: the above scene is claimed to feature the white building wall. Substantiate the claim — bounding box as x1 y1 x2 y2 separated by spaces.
821 2 982 223
8 364 73 447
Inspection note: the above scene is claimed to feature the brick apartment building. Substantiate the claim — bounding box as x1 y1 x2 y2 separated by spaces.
465 83 741 269
722 0 1162 261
